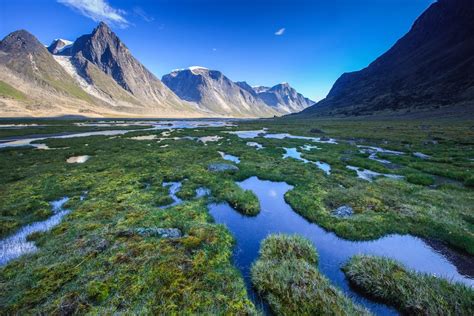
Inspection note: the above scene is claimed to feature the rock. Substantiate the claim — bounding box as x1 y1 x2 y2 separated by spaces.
413 152 431 159
208 163 239 172
95 239 109 252
331 205 354 218
117 228 182 239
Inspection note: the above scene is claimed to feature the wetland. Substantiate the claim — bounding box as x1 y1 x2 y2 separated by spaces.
0 118 472 314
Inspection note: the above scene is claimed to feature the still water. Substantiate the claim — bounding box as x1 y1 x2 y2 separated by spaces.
209 177 473 315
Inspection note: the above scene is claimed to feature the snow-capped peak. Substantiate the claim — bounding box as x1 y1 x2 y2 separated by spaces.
170 66 210 75
54 38 73 45
47 38 74 55
188 66 208 71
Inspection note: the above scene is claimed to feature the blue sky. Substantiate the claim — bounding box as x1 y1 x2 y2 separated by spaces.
0 0 434 101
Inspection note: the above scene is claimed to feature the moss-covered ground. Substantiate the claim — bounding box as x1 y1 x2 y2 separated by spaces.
343 255 474 315
251 234 369 315
0 117 472 313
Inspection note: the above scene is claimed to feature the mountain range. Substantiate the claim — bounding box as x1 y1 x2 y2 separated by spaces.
0 22 312 118
300 0 474 117
162 68 313 117
1 0 472 118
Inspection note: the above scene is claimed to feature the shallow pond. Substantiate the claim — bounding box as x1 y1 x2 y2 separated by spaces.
246 142 264 150
357 145 404 165
0 120 233 149
227 129 267 139
0 197 70 266
264 133 338 144
161 182 183 209
346 165 404 182
209 177 473 315
283 147 331 175
219 151 240 163
66 155 90 163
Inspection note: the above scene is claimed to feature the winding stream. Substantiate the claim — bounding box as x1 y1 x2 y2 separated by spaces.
209 177 473 315
283 147 331 175
0 197 71 266
160 182 183 209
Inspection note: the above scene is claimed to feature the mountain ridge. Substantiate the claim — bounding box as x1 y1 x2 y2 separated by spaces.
162 68 313 116
299 0 474 117
0 23 310 118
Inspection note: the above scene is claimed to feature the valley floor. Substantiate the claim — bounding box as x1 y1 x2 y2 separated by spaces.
0 117 473 314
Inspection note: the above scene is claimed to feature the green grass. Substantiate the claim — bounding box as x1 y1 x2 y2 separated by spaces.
343 255 474 315
0 80 26 100
406 173 435 186
251 234 370 315
0 118 472 313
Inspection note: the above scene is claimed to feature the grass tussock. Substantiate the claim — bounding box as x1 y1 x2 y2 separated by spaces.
343 255 474 315
251 234 369 315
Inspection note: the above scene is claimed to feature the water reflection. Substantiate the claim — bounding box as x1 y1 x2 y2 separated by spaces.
209 177 473 315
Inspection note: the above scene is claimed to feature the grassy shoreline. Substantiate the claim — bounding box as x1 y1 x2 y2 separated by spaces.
0 118 472 313
343 255 474 315
251 234 369 315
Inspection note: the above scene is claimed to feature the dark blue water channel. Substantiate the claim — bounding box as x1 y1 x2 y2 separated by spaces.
208 177 473 315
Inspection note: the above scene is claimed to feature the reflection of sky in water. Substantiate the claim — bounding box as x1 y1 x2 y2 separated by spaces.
218 151 240 163
160 182 183 209
283 147 331 175
0 120 233 149
209 177 473 315
0 197 70 266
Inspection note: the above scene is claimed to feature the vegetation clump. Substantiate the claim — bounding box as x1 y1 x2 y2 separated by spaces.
406 173 435 186
343 255 474 315
251 234 369 315
0 119 473 313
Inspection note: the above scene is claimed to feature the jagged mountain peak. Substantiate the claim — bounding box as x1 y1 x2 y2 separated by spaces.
0 29 45 54
95 21 112 33
47 38 73 55
162 67 280 117
256 82 314 113
252 85 270 93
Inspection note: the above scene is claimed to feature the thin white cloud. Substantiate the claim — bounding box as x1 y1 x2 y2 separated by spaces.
133 6 154 22
58 0 129 28
274 28 285 36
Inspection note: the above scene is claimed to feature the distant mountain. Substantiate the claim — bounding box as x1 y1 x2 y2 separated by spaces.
252 86 271 94
68 22 198 115
300 0 474 117
0 29 107 117
162 68 313 117
0 24 207 117
0 22 312 118
47 39 73 55
236 81 314 113
256 82 314 113
162 67 281 117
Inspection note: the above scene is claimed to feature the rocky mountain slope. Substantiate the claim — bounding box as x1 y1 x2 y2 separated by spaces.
69 22 197 115
300 0 474 117
237 81 314 113
0 29 110 117
0 21 312 118
47 39 73 55
0 24 207 117
163 68 313 116
162 67 280 117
